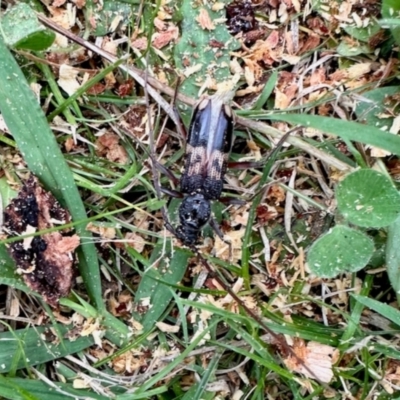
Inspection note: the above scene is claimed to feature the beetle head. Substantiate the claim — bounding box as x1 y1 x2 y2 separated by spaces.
176 193 211 245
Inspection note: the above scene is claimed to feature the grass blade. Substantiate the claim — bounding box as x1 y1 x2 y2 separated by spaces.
267 113 400 156
0 325 93 373
0 375 108 400
387 216 400 303
352 293 400 326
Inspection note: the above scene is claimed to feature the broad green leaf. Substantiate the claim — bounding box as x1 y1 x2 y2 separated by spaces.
0 376 108 400
86 0 134 37
174 0 240 99
0 325 94 373
266 114 400 157
352 294 400 326
336 169 400 228
307 225 374 278
1 3 55 51
355 86 400 130
386 215 400 301
132 241 191 332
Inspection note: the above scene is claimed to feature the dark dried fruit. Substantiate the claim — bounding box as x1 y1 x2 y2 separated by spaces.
3 176 79 306
226 0 257 35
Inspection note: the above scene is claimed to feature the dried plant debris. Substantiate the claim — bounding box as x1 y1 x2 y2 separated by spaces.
3 176 79 306
284 339 338 383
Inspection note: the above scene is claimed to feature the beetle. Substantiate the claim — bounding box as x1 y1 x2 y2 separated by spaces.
173 94 233 246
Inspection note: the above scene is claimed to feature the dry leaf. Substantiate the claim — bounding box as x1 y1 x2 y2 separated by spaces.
275 88 290 109
64 137 75 152
282 54 301 65
214 228 245 262
212 2 225 12
300 34 321 54
125 232 146 253
152 25 179 49
310 67 326 85
284 340 337 382
183 63 203 77
103 38 118 55
58 64 81 96
48 6 74 29
73 379 90 389
86 222 116 240
155 321 180 333
96 132 128 164
131 37 148 50
347 62 372 79
52 0 67 6
197 8 215 30
72 0 86 8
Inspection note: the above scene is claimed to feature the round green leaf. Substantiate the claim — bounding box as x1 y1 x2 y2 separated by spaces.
355 86 400 131
14 30 55 51
173 0 240 99
344 23 381 43
336 169 400 228
307 225 374 278
2 3 55 51
337 41 372 56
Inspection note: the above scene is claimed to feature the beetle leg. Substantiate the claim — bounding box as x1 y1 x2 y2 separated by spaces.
218 196 246 206
160 187 184 199
209 217 233 260
227 160 263 170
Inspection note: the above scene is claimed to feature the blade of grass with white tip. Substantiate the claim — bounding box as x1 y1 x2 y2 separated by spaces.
253 70 278 110
352 293 400 326
267 114 400 156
